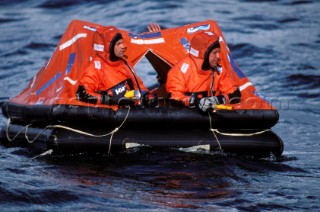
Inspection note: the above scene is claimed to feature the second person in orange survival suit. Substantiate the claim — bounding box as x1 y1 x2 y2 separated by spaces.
76 26 149 107
166 31 241 112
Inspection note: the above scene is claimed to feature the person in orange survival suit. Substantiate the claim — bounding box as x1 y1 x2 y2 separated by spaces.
166 31 241 112
76 26 149 107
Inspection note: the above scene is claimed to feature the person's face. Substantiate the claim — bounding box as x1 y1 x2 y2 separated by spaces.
208 48 220 68
114 39 126 58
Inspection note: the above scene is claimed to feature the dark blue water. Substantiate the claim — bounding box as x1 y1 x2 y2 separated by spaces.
1 0 319 211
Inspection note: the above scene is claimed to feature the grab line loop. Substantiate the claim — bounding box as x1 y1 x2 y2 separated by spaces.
207 111 270 150
6 106 131 155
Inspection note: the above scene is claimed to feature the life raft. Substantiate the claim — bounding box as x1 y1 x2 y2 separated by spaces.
0 19 283 157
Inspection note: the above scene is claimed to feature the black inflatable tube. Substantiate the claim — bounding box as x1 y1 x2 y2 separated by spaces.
1 123 284 157
2 102 279 129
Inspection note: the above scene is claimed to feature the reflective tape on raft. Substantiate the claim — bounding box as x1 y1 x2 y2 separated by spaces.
131 38 165 45
59 33 87 51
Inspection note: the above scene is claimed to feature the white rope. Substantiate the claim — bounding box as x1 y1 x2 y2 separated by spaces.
6 118 29 142
6 106 131 154
207 112 270 150
210 128 270 137
210 128 222 150
207 112 222 150
24 123 51 144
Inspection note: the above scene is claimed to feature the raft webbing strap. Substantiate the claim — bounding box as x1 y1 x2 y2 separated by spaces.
5 106 131 155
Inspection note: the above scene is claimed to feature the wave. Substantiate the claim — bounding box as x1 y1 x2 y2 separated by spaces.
285 74 320 89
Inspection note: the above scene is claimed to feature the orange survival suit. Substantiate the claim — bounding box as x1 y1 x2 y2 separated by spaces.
166 31 240 107
76 26 148 107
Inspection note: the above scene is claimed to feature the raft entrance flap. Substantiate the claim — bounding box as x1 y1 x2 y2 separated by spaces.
145 50 172 85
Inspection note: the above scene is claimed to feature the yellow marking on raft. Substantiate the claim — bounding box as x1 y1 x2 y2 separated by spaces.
215 105 233 110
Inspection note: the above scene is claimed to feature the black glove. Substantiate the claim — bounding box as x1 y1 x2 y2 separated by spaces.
141 90 153 106
143 92 150 104
198 96 220 112
101 94 135 106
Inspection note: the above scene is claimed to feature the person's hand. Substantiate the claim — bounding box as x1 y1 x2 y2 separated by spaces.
147 23 161 32
123 90 151 104
141 90 152 105
124 90 141 99
198 97 220 112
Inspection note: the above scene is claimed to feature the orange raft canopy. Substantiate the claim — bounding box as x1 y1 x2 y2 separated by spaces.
1 20 283 157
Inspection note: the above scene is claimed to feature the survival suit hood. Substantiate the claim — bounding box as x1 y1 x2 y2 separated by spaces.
93 26 123 63
189 31 220 71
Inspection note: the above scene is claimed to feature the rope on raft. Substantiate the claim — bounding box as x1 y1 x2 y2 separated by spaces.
207 111 270 150
5 106 131 155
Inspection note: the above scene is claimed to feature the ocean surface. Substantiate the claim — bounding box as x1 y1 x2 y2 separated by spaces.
0 0 319 211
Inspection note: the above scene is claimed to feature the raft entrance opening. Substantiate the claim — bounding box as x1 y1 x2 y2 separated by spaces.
134 50 172 98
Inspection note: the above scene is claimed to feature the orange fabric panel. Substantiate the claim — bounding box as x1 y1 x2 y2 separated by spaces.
11 20 105 106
